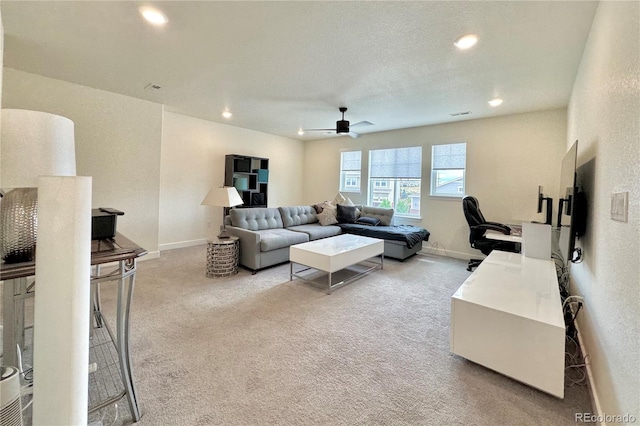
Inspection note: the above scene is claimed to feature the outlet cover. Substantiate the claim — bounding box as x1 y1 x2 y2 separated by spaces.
610 192 628 222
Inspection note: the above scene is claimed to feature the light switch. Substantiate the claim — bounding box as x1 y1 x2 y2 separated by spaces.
610 192 628 222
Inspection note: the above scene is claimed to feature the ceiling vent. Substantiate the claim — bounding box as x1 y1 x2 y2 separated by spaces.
450 111 471 117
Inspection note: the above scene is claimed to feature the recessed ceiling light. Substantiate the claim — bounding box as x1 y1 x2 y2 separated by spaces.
488 98 504 107
222 111 232 119
454 34 478 50
297 130 305 136
139 7 168 26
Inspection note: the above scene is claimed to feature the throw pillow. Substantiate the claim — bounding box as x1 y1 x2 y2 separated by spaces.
317 209 339 226
356 216 381 226
320 201 337 215
336 204 359 223
332 192 346 205
342 197 355 206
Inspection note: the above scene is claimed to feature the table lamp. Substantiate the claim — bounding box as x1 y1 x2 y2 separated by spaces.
201 186 244 238
0 109 76 263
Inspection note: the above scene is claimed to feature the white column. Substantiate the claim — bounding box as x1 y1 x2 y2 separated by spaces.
32 176 92 425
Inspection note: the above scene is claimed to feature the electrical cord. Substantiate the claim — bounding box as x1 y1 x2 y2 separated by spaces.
562 298 589 386
565 335 589 386
562 295 584 310
424 241 450 257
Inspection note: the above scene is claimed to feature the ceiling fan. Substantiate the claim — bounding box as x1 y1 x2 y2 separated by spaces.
302 107 372 139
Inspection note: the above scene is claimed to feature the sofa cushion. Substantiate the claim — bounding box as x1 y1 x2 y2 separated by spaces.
257 229 309 252
279 206 318 227
337 204 359 223
230 207 283 231
287 224 342 240
361 206 394 226
356 216 381 226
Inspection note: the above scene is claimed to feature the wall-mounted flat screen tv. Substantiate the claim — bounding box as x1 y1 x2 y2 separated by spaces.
556 140 586 264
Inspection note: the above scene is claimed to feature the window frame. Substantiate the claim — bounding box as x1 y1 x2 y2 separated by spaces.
367 146 422 218
339 150 362 193
430 142 467 198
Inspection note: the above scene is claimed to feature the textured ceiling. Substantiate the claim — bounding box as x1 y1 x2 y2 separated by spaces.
1 1 598 140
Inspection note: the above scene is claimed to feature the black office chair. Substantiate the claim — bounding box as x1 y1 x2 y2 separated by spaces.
462 196 519 271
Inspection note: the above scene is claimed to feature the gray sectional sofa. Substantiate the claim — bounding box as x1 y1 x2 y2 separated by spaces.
225 205 427 272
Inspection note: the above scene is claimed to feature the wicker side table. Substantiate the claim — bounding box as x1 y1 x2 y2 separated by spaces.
206 236 240 277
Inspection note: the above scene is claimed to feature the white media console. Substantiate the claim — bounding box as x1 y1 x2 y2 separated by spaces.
450 250 565 398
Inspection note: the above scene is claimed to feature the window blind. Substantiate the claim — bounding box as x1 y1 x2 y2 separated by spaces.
369 147 422 178
341 151 361 171
432 143 466 170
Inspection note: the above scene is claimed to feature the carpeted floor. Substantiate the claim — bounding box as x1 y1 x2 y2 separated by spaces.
3 245 592 425
91 245 591 425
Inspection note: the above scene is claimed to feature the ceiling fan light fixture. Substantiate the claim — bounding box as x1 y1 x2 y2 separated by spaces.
139 7 168 26
454 34 478 50
302 107 370 137
336 120 350 133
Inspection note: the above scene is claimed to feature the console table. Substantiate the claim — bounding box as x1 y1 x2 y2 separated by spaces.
450 250 565 398
1 233 147 421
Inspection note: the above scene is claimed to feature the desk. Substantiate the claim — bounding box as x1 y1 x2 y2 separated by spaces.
485 230 523 243
1 233 147 421
450 250 565 398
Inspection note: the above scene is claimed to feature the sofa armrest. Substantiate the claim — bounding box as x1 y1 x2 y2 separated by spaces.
225 226 261 270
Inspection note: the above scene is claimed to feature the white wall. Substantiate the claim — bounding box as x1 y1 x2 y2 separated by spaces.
159 111 304 249
0 8 3 126
304 109 567 258
2 69 163 256
566 1 640 420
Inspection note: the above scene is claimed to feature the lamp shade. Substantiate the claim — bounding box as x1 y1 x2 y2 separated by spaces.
201 186 244 207
1 109 76 188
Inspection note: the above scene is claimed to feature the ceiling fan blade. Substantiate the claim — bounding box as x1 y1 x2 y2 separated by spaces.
302 128 335 132
347 131 360 139
350 121 374 128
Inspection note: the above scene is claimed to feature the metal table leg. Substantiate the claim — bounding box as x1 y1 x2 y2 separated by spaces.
116 259 141 422
2 277 28 368
88 259 141 422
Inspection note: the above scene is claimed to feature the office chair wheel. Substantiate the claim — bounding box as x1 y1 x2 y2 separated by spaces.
467 258 482 271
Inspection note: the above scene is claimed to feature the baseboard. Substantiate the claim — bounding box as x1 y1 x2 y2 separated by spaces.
418 245 477 261
573 313 604 424
139 250 160 261
159 239 207 252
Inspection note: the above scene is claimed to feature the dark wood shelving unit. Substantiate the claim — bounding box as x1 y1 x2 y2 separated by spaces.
225 154 269 209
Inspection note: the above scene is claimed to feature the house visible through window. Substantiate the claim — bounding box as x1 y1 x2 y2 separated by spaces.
340 151 361 192
431 143 466 197
368 147 422 217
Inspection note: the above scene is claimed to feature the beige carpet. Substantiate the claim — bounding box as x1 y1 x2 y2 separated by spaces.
15 245 593 425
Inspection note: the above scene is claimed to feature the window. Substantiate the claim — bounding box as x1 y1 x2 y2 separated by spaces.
340 151 361 192
368 147 422 217
431 143 466 197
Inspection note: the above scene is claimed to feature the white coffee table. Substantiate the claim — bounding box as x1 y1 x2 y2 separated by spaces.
289 234 384 294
